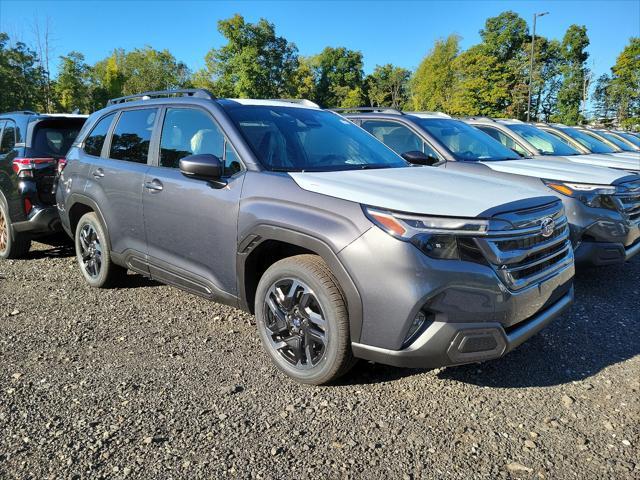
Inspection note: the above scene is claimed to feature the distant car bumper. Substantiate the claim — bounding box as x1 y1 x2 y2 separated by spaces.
12 206 61 234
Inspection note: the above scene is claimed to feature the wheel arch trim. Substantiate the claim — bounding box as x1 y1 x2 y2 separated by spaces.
237 224 364 342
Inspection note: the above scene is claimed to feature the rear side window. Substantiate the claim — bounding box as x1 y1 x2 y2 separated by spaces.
0 121 16 154
84 114 115 157
361 120 440 159
109 109 156 163
477 126 528 156
31 120 85 158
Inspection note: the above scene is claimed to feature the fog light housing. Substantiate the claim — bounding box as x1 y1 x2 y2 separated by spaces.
403 311 432 347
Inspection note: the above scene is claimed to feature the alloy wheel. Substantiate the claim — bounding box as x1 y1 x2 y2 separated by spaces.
78 223 103 278
264 278 328 369
0 208 7 253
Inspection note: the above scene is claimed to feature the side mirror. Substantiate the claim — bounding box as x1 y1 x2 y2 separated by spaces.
179 154 223 180
401 150 439 166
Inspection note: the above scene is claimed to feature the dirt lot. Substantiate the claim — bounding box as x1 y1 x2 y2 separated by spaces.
0 241 638 479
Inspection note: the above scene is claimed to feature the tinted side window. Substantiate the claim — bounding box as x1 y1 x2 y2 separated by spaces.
159 108 224 168
0 121 16 154
109 109 156 163
361 119 441 159
477 126 527 156
84 114 115 157
159 107 243 175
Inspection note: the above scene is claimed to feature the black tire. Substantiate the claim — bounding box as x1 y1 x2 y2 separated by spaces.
255 254 355 385
74 212 126 288
0 200 31 259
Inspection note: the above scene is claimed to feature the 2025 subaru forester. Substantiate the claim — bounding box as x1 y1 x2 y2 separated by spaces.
56 90 575 384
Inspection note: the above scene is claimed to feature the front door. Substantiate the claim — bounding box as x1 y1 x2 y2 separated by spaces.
142 106 245 298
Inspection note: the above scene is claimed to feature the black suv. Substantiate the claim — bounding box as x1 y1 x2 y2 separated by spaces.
0 111 86 258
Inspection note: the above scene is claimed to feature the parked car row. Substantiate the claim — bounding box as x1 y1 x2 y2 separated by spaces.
1 90 639 385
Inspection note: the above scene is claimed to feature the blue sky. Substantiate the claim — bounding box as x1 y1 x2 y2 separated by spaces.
1 0 638 81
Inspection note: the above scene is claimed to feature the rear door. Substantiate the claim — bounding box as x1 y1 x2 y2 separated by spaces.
83 108 157 261
142 106 245 298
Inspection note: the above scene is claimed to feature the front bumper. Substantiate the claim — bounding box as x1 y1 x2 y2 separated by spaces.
352 286 574 368
562 197 640 266
339 227 575 367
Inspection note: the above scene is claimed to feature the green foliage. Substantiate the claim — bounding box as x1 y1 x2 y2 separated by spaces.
0 33 47 112
480 10 528 61
609 37 640 123
554 25 590 125
366 64 410 108
410 35 459 111
197 14 299 98
54 51 91 113
311 47 364 107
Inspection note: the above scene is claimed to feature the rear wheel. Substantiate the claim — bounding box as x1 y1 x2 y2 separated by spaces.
74 212 126 288
255 254 355 385
0 201 31 259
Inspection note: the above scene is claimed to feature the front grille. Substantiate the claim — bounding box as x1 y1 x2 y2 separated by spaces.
473 202 573 291
617 191 640 222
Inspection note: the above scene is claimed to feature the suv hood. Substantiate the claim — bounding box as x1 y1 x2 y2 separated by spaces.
551 153 639 172
479 157 627 184
289 167 549 217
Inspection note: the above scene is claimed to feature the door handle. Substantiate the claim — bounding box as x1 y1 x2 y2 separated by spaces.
92 168 104 179
144 179 163 192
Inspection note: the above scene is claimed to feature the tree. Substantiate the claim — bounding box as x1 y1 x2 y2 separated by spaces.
196 14 299 98
311 46 364 107
608 37 640 128
480 10 528 62
527 37 562 121
0 32 47 112
410 35 460 111
449 45 511 116
554 25 590 125
366 64 410 108
90 47 188 109
591 74 614 122
54 51 90 112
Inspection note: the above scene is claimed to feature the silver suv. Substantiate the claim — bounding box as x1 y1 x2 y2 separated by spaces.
56 90 575 384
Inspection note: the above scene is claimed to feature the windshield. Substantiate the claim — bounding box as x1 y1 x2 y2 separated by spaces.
507 124 580 156
416 118 521 161
616 131 640 147
223 105 408 172
559 127 616 154
596 131 634 151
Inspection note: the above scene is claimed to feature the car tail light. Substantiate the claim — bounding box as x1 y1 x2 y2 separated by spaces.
57 158 68 175
24 197 33 215
12 157 57 178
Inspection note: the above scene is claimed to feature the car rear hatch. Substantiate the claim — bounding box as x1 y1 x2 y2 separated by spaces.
25 116 86 204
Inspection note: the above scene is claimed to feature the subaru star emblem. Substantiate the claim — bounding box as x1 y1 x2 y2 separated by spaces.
540 217 555 238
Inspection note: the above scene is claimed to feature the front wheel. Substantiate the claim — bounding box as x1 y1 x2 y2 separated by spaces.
255 254 355 385
74 212 126 288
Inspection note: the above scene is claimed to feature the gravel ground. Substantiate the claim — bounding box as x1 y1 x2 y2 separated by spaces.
0 240 638 479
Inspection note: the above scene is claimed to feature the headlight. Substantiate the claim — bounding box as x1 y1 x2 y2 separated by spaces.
363 206 489 261
543 180 617 210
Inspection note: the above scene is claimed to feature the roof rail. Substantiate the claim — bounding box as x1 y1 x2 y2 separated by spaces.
107 89 216 106
405 111 452 118
459 116 496 122
2 110 39 116
276 98 320 109
330 106 404 115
